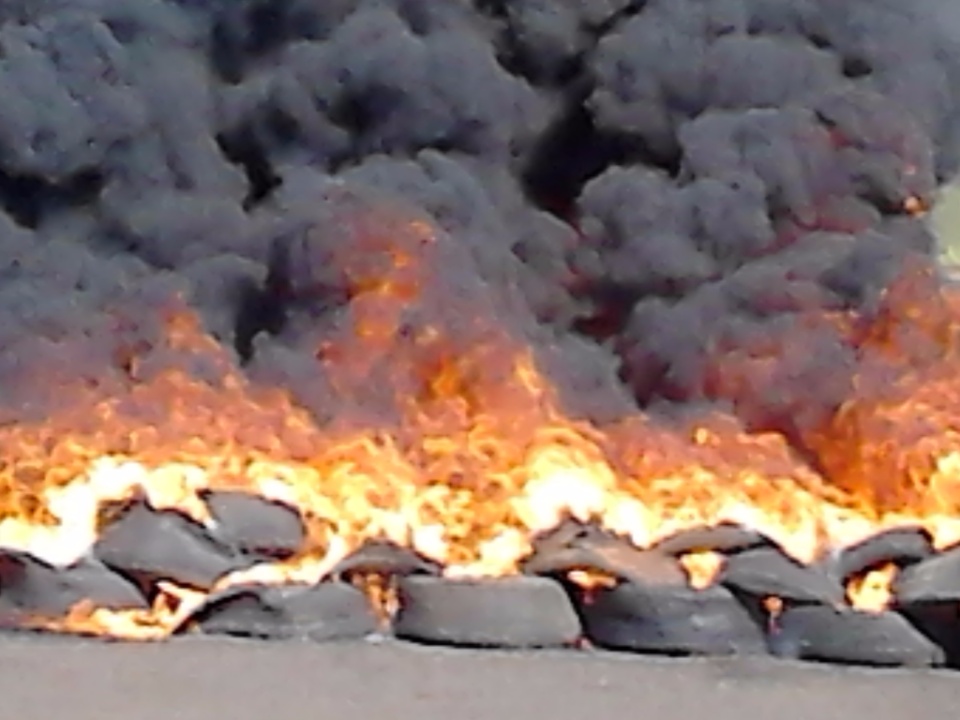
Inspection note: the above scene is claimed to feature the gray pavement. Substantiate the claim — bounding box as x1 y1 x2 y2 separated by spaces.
1 635 957 720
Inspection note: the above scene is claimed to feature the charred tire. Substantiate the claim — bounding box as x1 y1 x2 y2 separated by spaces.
829 527 933 584
769 606 945 668
393 575 581 649
181 581 379 641
892 547 960 605
578 582 768 657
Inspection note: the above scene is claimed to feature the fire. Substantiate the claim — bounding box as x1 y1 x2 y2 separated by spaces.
846 563 898 613
803 264 960 532
0 209 959 639
567 569 618 591
27 581 206 640
679 551 725 590
904 196 929 217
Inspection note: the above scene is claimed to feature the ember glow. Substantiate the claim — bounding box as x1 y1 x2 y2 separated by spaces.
846 564 898 614
26 582 206 641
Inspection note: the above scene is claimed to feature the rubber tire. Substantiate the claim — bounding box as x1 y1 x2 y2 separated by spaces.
94 501 248 591
328 539 442 581
824 527 933 585
769 606 945 668
892 547 960 604
578 582 768 657
393 575 581 649
181 581 379 641
203 490 306 560
652 523 773 556
896 601 960 667
719 548 845 606
0 553 148 616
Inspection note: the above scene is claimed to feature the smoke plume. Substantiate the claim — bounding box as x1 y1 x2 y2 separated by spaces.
0 0 959 458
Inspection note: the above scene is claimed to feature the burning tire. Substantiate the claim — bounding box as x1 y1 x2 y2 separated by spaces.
0 552 148 617
769 606 945 668
328 539 443 581
651 523 774 556
717 547 846 607
179 581 379 641
202 490 307 560
891 546 960 606
94 501 250 592
575 582 768 657
392 575 581 649
818 526 935 587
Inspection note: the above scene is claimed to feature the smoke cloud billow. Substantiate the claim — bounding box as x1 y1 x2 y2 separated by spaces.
0 0 959 448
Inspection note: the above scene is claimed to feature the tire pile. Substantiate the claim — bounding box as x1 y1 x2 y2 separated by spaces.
2 492 959 671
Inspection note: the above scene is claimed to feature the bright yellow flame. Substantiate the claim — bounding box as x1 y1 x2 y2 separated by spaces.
846 564 898 613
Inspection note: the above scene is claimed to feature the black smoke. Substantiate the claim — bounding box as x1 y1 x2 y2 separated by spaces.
0 0 958 443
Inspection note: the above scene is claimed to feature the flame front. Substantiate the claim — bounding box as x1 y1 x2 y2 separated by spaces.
1 210 959 639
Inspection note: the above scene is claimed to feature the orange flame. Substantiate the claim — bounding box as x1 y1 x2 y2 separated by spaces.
803 263 960 533
0 209 958 638
904 196 928 217
846 563 898 613
27 581 205 640
679 551 725 590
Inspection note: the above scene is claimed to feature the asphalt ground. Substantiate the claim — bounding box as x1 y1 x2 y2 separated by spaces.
1 635 957 720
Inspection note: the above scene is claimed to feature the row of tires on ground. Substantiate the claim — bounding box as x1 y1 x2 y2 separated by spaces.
0 493 957 669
